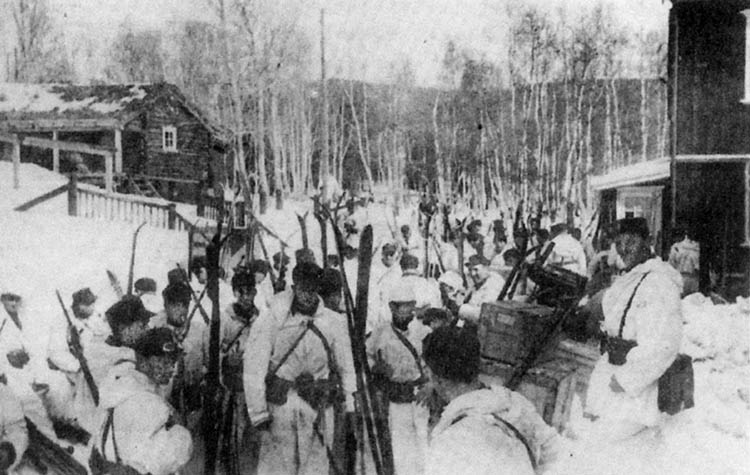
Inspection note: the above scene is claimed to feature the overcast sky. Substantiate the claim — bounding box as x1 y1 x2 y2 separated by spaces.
14 0 670 85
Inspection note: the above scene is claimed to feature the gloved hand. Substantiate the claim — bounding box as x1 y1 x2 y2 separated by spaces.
0 441 16 471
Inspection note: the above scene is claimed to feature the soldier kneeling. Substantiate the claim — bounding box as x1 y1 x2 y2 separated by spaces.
90 328 193 475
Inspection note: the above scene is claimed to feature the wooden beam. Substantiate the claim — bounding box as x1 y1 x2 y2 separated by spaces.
22 136 115 157
12 139 20 189
52 130 59 172
114 129 123 173
676 154 750 163
745 161 750 247
14 184 68 212
104 152 113 192
0 132 18 144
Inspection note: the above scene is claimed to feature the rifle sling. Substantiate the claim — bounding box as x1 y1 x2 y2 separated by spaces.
617 273 651 338
390 324 425 381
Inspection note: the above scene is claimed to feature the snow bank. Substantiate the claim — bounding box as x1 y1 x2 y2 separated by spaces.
551 295 750 475
0 210 187 348
0 162 70 213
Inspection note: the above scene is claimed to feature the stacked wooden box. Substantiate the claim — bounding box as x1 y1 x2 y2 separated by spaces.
477 301 600 432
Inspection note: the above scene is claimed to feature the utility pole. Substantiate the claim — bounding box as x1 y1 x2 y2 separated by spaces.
320 8 329 203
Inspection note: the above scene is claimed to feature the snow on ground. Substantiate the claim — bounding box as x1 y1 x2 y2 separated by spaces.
551 294 750 475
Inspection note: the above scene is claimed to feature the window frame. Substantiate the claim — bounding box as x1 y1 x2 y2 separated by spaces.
162 125 177 152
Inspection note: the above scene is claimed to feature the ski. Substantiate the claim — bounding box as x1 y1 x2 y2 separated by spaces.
126 222 147 295
106 269 124 299
327 211 392 475
313 197 328 267
296 212 309 250
203 222 224 474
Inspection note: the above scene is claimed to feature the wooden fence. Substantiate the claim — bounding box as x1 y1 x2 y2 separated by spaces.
15 174 194 233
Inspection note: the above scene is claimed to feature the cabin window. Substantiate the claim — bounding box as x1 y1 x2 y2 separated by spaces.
162 126 177 152
743 10 750 102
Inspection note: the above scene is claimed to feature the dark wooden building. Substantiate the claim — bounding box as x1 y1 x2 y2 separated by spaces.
0 82 229 202
669 0 750 297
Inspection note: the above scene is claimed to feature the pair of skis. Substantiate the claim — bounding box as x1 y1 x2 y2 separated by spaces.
322 205 394 475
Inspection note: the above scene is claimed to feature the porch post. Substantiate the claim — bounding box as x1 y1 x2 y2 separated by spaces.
52 130 60 172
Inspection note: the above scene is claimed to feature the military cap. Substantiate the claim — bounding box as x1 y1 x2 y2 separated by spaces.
72 287 97 307
248 259 270 276
133 327 181 359
550 222 568 236
399 253 420 271
292 262 323 290
615 217 650 239
423 325 481 383
134 278 157 294
105 295 154 328
162 282 191 305
381 243 398 256
465 254 490 267
318 268 343 298
294 248 316 266
167 267 188 285
190 256 207 275
273 252 289 267
231 268 256 291
388 283 416 303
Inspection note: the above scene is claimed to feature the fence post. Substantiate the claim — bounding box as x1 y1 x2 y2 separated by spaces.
167 203 177 230
12 138 21 190
68 173 78 217
197 189 205 218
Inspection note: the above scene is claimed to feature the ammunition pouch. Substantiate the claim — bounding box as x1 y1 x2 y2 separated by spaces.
265 374 293 406
600 337 695 415
295 373 344 411
601 335 638 366
265 374 343 410
89 448 143 475
657 353 694 415
374 377 424 404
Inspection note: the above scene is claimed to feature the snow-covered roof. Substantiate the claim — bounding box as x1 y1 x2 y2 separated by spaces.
590 157 671 191
0 82 229 143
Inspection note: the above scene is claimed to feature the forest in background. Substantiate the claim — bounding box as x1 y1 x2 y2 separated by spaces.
2 0 667 216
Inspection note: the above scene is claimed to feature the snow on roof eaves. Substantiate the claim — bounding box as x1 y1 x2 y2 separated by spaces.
590 158 671 191
0 83 148 117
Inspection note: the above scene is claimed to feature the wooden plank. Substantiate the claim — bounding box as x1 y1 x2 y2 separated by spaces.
745 161 750 247
23 136 115 157
0 118 120 131
104 152 113 192
676 154 750 163
114 129 123 173
52 131 60 172
14 184 68 212
0 132 19 144
12 140 20 189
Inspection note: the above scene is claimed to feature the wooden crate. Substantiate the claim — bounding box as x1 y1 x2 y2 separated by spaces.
478 301 556 364
479 353 596 433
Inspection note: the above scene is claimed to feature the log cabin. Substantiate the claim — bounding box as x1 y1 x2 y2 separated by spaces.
0 82 230 203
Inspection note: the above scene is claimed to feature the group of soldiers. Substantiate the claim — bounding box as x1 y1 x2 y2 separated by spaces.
0 199 696 475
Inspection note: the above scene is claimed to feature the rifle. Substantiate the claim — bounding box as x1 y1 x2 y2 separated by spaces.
203 224 224 474
324 207 392 475
455 217 468 288
55 290 99 406
25 418 87 475
126 222 147 295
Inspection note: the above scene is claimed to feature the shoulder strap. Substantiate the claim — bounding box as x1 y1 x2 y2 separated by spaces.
617 272 650 338
101 408 123 464
391 324 425 380
222 319 253 353
306 321 340 381
449 412 536 470
267 323 310 378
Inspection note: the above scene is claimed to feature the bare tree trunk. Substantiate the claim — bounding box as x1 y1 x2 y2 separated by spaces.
432 94 446 200
257 92 269 213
